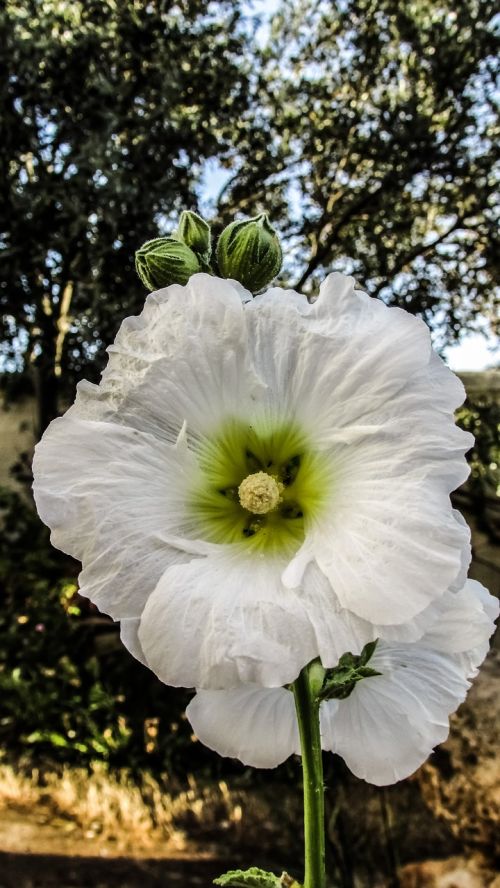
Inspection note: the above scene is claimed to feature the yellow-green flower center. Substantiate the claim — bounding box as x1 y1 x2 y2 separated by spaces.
189 418 332 554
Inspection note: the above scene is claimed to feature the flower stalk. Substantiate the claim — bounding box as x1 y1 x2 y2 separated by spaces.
293 660 327 888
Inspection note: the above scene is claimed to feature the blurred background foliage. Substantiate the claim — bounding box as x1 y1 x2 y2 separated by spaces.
0 0 498 847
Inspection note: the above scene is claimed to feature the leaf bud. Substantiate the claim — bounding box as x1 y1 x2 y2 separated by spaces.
216 214 282 293
177 210 211 261
135 237 201 290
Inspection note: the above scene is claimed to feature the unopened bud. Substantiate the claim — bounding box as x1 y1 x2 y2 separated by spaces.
135 237 201 290
216 213 282 293
178 210 211 261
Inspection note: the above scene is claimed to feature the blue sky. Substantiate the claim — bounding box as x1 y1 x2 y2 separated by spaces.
445 332 498 371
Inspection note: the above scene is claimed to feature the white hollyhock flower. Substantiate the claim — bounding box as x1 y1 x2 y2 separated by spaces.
186 580 498 784
33 273 472 690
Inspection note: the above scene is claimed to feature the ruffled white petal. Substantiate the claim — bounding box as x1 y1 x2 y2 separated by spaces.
141 546 462 691
138 551 319 689
187 686 299 768
185 579 497 785
249 273 471 455
309 486 470 625
299 562 377 665
320 694 433 785
299 556 472 651
246 273 472 624
70 274 263 442
371 644 469 734
322 636 474 784
419 579 499 675
120 619 147 666
185 645 470 784
186 645 469 784
33 415 207 619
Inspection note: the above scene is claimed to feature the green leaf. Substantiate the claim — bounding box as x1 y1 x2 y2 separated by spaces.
358 640 379 666
214 867 282 887
318 640 381 701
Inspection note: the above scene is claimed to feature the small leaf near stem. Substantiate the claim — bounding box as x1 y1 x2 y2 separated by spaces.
292 660 327 888
214 867 302 887
213 867 282 886
318 640 381 702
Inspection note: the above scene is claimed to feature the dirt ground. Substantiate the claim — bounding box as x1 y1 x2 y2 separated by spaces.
0 850 232 888
1 802 499 888
0 806 286 888
0 805 252 887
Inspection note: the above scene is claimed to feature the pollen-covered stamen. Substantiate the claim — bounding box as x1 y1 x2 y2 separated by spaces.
238 471 284 515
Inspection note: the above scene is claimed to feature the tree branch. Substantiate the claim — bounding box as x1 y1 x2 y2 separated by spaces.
370 215 471 299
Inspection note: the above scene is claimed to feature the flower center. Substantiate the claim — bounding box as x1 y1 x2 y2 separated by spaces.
238 472 284 514
189 418 333 553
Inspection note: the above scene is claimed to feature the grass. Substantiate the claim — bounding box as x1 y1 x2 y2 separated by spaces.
0 761 294 852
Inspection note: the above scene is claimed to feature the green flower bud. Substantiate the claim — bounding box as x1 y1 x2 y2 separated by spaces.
135 237 201 290
178 210 211 261
216 214 282 293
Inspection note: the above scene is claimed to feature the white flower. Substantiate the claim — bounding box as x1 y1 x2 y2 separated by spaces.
33 273 472 690
186 580 498 785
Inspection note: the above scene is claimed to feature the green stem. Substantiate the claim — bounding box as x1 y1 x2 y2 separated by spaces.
293 660 327 888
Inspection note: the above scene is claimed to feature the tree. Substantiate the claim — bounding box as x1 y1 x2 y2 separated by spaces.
218 0 499 347
1 0 251 432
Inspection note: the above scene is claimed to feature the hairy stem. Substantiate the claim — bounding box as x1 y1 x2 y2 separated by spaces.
293 660 327 888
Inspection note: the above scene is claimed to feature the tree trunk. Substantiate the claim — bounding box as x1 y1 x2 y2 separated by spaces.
33 350 59 437
32 303 59 437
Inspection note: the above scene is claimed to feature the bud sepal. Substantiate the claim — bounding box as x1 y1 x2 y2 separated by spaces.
216 213 282 293
135 237 201 290
177 210 212 263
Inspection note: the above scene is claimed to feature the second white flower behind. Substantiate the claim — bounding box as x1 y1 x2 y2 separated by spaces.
186 580 498 785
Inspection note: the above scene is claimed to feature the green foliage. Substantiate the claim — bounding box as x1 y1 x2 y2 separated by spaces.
0 490 96 756
319 642 381 702
0 487 128 760
214 867 284 887
456 397 500 501
219 0 499 344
